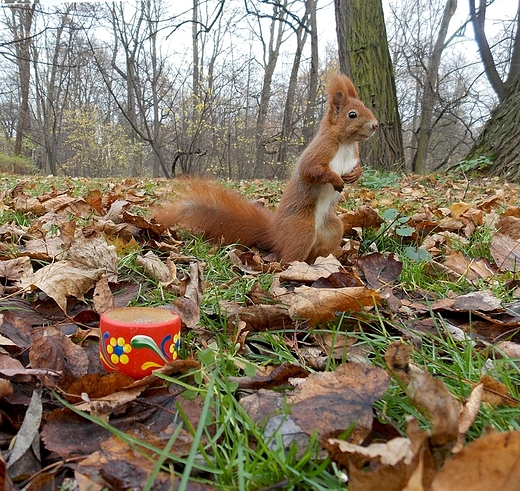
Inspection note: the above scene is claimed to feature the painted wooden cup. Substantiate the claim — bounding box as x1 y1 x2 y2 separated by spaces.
99 307 181 379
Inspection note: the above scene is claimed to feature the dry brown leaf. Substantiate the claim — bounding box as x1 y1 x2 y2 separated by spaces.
0 256 33 292
22 260 104 313
490 233 520 272
21 236 67 261
75 386 145 420
241 362 390 446
0 378 13 398
357 252 403 289
135 250 172 283
279 254 342 283
92 276 115 315
29 327 90 379
182 260 205 305
67 236 118 283
276 285 379 325
449 202 471 219
226 303 292 332
326 435 420 491
443 250 496 280
408 368 460 448
430 431 520 491
227 363 308 390
451 289 501 312
340 204 383 235
457 382 483 437
496 215 520 239
12 196 46 215
479 374 519 407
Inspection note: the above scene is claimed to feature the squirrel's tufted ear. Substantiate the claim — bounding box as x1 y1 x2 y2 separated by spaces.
342 76 358 99
327 73 359 102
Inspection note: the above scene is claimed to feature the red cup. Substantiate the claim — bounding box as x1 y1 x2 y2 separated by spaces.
99 307 181 379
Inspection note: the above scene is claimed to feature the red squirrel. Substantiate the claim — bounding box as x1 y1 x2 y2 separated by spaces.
154 74 378 263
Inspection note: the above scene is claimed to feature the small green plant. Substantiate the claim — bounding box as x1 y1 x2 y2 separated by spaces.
361 207 432 262
451 155 493 175
359 168 401 190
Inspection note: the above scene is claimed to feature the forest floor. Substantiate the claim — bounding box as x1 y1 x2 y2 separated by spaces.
0 170 519 491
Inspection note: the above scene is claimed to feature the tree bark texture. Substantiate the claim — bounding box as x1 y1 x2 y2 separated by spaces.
334 0 404 171
466 74 520 181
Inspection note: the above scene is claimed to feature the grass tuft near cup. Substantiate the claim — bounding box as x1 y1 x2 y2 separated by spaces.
99 307 181 379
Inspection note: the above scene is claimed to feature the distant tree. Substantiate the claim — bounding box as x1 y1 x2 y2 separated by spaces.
6 3 36 156
334 0 404 171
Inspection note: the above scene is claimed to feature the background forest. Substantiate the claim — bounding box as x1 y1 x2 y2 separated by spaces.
0 0 517 179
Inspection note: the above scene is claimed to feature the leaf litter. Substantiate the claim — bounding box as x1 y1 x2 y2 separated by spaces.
0 174 519 489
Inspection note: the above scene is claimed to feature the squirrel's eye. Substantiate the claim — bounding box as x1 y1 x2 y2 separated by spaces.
348 111 357 119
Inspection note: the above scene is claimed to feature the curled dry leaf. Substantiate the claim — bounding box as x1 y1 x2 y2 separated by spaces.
227 362 308 390
226 303 292 332
21 260 104 313
340 204 383 235
0 256 33 292
182 260 205 305
274 285 379 326
92 276 115 314
478 373 519 407
135 250 172 283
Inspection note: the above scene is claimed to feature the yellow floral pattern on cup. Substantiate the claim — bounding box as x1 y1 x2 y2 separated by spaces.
170 332 181 360
106 336 132 365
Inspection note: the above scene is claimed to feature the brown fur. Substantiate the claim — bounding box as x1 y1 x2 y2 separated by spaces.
153 74 378 263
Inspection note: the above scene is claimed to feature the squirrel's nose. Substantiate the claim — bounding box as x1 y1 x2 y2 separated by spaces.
372 121 379 131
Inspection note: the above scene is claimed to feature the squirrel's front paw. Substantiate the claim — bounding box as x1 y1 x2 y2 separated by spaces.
331 176 345 192
341 164 362 184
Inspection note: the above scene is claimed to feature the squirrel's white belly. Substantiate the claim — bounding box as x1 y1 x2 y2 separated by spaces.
314 143 358 233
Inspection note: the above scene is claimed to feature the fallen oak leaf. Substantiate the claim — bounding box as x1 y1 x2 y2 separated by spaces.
67 235 119 283
21 260 104 313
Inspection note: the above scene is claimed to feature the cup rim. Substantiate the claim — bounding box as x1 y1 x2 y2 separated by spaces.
100 306 180 328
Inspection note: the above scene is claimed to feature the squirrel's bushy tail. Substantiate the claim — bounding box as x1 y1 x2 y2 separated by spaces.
153 180 274 250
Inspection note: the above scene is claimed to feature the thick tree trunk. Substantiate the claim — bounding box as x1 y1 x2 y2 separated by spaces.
334 0 404 171
466 74 520 180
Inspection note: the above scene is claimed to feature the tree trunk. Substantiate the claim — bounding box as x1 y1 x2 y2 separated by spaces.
465 73 520 180
413 0 457 174
334 0 404 171
252 0 287 178
302 0 319 146
11 4 35 157
277 4 310 177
